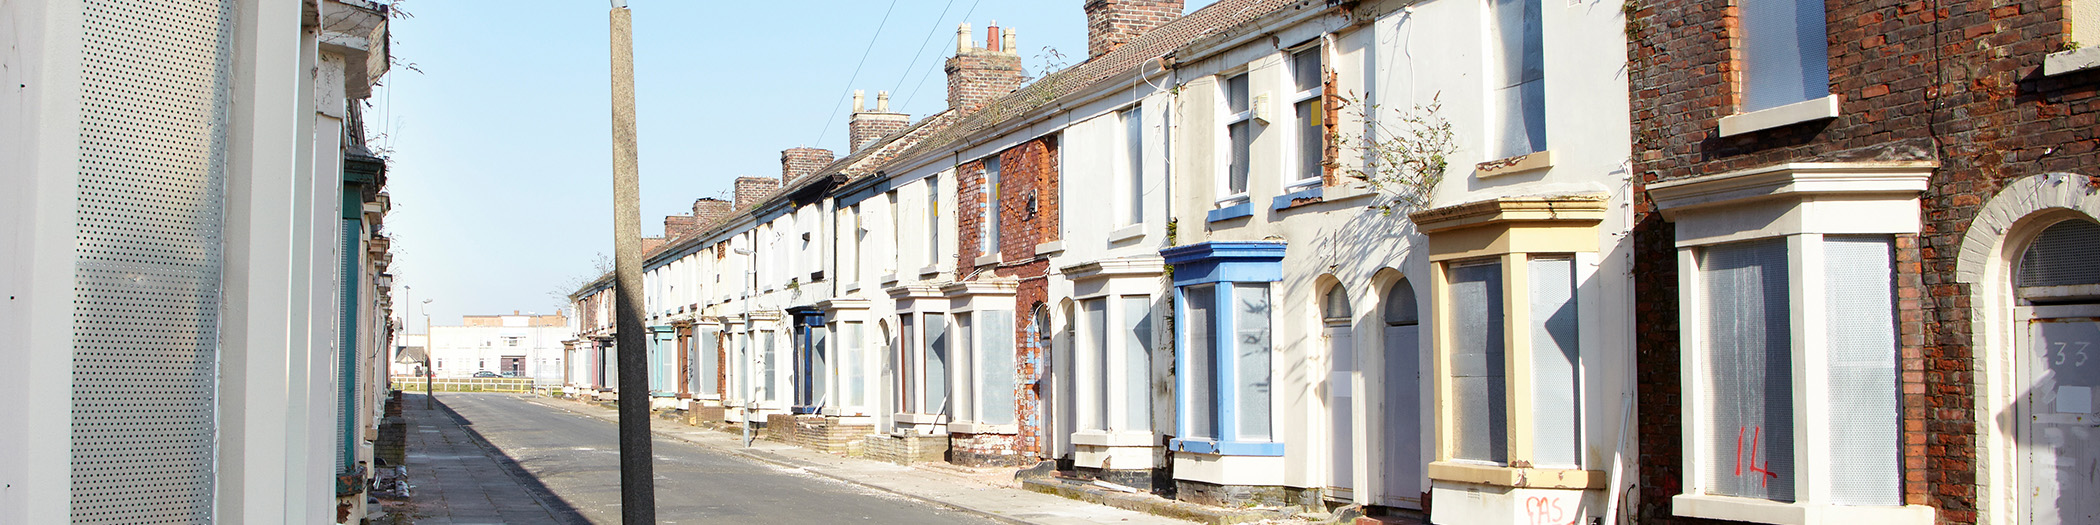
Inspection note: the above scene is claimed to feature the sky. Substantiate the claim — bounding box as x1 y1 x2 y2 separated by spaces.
380 1 1217 331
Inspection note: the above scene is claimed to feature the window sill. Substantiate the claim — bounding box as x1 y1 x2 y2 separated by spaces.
2043 46 2100 76
1035 241 1065 256
1270 185 1324 210
947 421 1018 434
1475 150 1554 179
1106 224 1147 244
917 265 940 278
1670 494 1936 525
1073 430 1156 447
880 273 899 285
1206 201 1254 223
843 281 860 293
1425 461 1604 489
1168 437 1284 456
893 412 944 425
1718 94 1841 137
973 254 1001 267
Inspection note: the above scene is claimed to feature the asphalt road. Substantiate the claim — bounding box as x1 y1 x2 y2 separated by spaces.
440 393 995 525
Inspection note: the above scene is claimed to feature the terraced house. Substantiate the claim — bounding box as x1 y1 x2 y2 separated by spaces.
562 1 1643 523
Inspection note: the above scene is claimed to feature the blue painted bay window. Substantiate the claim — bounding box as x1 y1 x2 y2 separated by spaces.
1163 241 1286 456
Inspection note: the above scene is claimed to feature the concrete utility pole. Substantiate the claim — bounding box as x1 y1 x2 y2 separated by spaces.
607 1 656 523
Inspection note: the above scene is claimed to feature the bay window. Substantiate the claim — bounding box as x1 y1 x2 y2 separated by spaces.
1650 163 1935 524
1409 195 1604 489
943 280 1017 432
1164 242 1285 456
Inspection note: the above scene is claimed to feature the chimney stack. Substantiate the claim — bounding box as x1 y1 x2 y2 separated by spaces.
664 214 700 240
1084 0 1183 59
733 176 781 209
780 147 835 183
692 197 731 225
945 21 1026 113
849 90 910 152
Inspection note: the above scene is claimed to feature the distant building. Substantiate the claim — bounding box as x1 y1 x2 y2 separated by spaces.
430 312 569 383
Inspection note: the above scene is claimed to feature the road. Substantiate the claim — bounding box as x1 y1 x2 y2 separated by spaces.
439 393 995 525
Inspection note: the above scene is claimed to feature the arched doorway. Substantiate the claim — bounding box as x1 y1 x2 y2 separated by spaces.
1381 277 1423 509
2011 217 2100 524
1955 172 2100 524
1323 283 1356 498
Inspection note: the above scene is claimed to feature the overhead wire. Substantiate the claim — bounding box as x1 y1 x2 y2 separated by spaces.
812 0 903 146
900 0 983 110
890 0 961 96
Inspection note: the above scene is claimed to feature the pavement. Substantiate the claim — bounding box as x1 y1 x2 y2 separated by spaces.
516 393 1197 525
382 392 583 525
389 392 1192 524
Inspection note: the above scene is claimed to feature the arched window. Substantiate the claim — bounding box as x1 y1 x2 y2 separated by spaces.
2017 218 2100 302
1385 279 1419 327
1324 285 1353 323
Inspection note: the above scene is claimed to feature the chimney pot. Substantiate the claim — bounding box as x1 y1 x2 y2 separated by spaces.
946 21 1026 113
852 90 865 113
957 23 972 53
1004 28 1018 54
876 91 891 112
986 21 1001 51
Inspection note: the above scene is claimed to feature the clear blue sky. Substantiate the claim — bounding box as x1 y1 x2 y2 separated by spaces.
381 1 1217 330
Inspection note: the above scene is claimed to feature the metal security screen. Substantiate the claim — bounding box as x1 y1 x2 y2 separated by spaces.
1450 261 1508 463
1120 297 1152 432
1824 236 1899 505
1528 257 1581 468
1699 239 1795 501
72 0 236 522
1740 0 1830 111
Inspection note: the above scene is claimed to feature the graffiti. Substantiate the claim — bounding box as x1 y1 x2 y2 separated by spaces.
1524 495 1577 525
1733 426 1779 486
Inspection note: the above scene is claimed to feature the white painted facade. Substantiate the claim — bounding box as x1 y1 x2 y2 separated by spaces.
1 0 395 522
428 315 570 382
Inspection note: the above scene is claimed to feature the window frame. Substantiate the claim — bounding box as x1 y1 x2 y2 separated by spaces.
1286 44 1326 190
1409 195 1608 489
1217 71 1254 206
1119 106 1146 226
1649 163 1936 524
1164 242 1286 457
942 281 1019 434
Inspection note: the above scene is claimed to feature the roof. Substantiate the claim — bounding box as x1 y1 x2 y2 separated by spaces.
883 0 1298 166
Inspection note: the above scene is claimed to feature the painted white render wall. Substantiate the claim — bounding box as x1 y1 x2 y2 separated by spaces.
0 1 85 521
429 323 571 381
1149 1 1632 511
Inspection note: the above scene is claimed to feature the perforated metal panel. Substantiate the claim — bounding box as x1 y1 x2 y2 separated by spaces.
71 0 236 522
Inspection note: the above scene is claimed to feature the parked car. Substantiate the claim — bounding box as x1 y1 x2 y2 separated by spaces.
472 371 499 378
500 371 521 378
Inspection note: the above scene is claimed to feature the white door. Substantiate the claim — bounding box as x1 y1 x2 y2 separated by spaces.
1328 324 1356 495
1381 279 1424 509
2024 309 2099 525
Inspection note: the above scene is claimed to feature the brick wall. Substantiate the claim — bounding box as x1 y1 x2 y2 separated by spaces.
1628 0 2099 522
851 91 911 152
734 176 781 209
946 24 1025 113
693 198 731 225
953 136 1060 462
664 215 699 240
1083 0 1183 58
781 147 835 183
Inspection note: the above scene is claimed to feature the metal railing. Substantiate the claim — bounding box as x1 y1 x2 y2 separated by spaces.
390 376 534 393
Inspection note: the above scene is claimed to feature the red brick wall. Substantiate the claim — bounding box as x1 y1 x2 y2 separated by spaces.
946 45 1025 113
953 136 1060 459
1084 0 1183 58
1629 0 2098 522
781 147 835 183
693 198 731 225
851 112 910 153
734 176 780 209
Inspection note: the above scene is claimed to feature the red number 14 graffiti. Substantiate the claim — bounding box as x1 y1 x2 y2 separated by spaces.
1734 426 1779 486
